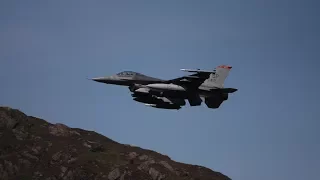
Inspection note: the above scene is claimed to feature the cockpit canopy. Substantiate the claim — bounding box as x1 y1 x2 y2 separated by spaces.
116 71 137 76
115 71 164 82
116 71 148 77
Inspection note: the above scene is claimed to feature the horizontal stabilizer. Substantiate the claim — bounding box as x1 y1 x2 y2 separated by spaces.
210 88 238 93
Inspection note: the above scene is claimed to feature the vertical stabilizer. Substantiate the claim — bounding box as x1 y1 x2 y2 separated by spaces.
202 65 232 89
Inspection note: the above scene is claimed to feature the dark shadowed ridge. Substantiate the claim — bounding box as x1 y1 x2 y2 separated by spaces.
0 106 231 180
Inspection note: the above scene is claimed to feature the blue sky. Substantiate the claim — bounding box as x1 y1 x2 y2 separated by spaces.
1 1 319 179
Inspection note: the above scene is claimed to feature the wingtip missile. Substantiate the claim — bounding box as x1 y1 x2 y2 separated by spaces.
180 69 216 73
181 65 233 73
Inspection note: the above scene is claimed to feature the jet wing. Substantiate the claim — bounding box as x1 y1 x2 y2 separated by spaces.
165 69 214 89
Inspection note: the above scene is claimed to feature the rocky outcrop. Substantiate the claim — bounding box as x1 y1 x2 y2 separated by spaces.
0 106 231 180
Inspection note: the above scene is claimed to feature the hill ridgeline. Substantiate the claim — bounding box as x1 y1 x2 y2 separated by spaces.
0 106 231 180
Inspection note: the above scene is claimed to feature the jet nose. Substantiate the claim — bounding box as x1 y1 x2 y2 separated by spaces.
90 77 106 82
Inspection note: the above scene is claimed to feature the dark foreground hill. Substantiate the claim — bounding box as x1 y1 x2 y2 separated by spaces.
0 106 231 180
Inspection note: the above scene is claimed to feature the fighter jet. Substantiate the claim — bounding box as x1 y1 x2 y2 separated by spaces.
91 65 237 110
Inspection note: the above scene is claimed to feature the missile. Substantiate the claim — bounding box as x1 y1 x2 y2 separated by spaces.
180 69 216 73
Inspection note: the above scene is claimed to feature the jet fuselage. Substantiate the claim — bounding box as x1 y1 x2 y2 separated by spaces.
91 66 237 109
92 77 228 99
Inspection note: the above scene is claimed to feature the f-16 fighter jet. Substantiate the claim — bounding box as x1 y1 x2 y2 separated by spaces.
91 65 237 110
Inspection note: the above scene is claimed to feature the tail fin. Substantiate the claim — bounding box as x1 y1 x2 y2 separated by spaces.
204 65 232 89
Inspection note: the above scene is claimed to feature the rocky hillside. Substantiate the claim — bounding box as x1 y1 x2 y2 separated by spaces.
0 106 231 180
